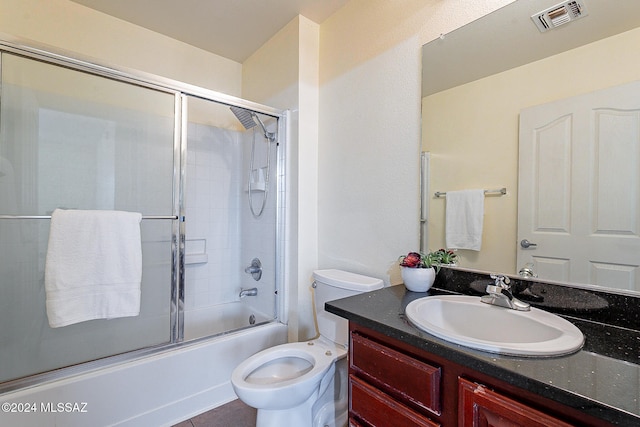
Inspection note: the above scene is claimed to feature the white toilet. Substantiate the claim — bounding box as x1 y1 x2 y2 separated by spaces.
231 269 383 427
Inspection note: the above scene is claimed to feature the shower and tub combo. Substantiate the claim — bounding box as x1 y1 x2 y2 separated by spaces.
0 38 288 426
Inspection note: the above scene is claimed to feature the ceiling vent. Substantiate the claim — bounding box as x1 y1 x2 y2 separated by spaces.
532 0 588 32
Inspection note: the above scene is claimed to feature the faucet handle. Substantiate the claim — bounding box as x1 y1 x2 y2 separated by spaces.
244 258 262 281
489 274 510 288
483 274 530 311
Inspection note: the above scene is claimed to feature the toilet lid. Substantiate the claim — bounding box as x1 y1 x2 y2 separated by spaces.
246 356 313 385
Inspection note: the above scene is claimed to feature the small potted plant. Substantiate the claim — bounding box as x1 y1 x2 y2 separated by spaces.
398 251 438 292
398 249 459 292
431 248 458 266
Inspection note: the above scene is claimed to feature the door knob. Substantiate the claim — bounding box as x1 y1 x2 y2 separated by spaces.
520 239 538 249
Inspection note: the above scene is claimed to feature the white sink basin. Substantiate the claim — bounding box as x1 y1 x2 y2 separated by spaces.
405 295 584 357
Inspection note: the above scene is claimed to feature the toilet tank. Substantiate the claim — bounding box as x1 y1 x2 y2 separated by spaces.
312 269 383 347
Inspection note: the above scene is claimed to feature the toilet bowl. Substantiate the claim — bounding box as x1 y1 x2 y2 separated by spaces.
231 339 345 410
231 269 383 427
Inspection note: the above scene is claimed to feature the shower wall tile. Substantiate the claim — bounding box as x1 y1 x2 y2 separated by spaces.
239 119 279 319
183 116 281 337
184 124 243 315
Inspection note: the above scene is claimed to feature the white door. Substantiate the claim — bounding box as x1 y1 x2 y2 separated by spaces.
518 81 640 292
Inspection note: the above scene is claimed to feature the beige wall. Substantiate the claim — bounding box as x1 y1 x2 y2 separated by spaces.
0 0 242 95
423 26 640 274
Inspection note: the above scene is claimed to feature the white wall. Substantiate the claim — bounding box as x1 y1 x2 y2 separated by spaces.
317 0 514 286
243 16 320 340
239 1 514 339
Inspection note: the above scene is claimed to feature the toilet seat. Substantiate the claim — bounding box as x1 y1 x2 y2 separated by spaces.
231 339 346 410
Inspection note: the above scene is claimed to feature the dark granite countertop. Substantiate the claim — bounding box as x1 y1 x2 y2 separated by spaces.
326 278 640 426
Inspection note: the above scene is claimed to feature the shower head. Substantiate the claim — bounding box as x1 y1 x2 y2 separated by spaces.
230 106 277 143
230 106 258 130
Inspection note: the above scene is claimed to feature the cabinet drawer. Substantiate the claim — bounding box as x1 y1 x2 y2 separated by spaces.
350 332 441 414
350 375 440 427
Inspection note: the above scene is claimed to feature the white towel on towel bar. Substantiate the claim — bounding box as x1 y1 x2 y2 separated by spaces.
45 209 143 328
445 190 484 251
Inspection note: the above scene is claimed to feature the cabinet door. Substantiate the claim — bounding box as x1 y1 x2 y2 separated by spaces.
458 378 573 427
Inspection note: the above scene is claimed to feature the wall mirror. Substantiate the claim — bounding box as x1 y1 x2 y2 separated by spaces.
421 0 640 294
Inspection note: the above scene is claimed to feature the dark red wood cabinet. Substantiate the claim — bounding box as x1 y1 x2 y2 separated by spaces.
350 331 441 427
348 323 612 427
458 378 573 427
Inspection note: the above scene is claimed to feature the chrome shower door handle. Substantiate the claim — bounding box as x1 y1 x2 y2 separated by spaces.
520 239 538 249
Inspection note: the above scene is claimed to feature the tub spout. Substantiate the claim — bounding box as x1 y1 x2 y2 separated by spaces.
239 287 258 298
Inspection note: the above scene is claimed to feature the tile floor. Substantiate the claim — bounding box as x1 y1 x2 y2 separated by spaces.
172 399 256 427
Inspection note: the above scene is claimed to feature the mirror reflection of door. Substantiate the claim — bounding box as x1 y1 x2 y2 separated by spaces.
518 80 640 292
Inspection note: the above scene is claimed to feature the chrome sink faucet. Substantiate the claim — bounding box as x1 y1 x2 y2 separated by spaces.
480 274 530 311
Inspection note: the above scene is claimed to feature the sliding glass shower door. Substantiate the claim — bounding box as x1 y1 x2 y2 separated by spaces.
0 43 284 388
0 53 177 383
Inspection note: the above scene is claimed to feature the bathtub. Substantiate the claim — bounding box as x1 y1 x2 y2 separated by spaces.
0 322 287 427
183 301 274 341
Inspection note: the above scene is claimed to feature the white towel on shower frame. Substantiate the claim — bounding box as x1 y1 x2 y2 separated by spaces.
45 209 143 328
445 189 484 251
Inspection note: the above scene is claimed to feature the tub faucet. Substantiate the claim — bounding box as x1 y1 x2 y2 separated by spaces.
239 287 258 298
480 274 530 311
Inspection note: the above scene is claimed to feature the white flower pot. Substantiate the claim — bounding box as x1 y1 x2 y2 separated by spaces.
401 267 436 292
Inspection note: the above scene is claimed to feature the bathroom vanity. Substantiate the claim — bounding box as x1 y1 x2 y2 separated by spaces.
326 268 640 427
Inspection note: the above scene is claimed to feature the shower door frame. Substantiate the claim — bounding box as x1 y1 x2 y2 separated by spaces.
0 36 287 392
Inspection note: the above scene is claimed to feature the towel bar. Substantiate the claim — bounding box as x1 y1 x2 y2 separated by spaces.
0 214 179 220
434 187 506 198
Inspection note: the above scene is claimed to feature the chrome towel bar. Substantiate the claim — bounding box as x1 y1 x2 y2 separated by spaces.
434 187 506 198
0 214 179 220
